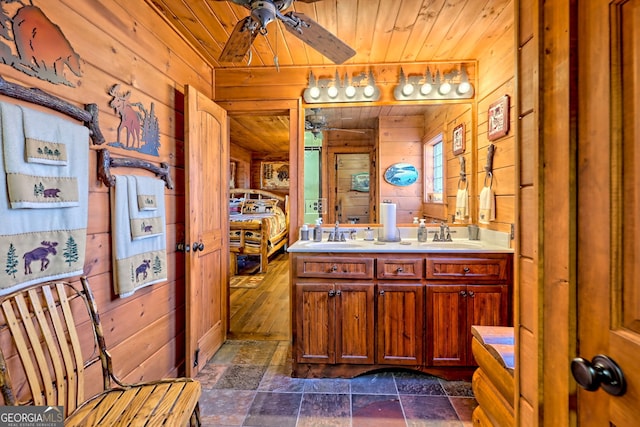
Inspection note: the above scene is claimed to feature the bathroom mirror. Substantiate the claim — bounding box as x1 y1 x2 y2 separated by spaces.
303 103 475 226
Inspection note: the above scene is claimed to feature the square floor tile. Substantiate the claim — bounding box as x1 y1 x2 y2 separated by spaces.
394 371 446 395
214 365 267 390
351 371 397 395
298 393 351 427
199 388 255 426
244 391 302 427
352 394 406 427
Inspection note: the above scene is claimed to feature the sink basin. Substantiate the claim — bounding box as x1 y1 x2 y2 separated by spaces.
420 241 485 250
299 242 365 250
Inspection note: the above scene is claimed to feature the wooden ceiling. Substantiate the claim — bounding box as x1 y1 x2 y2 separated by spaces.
147 0 513 153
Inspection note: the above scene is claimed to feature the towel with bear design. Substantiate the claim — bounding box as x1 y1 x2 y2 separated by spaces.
111 175 167 298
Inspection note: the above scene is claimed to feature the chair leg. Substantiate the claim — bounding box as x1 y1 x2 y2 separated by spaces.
190 402 201 426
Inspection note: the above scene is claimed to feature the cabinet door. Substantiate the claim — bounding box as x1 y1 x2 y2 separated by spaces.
466 284 508 364
296 282 336 364
377 283 424 365
336 283 375 364
427 284 468 366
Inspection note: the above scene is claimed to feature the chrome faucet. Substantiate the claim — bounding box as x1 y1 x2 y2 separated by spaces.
328 221 341 241
433 222 453 242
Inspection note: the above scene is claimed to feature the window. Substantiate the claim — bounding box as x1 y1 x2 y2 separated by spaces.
423 134 444 203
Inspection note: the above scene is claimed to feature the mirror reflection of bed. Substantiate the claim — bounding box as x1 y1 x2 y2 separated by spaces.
228 188 290 340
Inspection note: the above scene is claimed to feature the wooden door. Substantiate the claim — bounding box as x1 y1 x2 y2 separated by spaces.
427 284 467 366
466 284 508 365
376 282 423 365
184 85 228 377
295 282 335 363
335 282 374 364
575 1 640 423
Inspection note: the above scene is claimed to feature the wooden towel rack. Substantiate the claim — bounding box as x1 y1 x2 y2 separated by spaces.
98 148 173 189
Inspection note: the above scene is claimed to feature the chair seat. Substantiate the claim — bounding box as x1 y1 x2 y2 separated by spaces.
65 379 201 427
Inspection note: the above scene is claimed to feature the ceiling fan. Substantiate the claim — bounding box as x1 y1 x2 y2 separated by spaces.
214 0 356 64
305 109 366 138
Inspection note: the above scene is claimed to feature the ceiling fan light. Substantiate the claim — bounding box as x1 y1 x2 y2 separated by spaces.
363 85 375 98
309 86 321 99
420 83 432 95
458 81 471 94
402 83 414 96
327 86 339 98
439 82 452 95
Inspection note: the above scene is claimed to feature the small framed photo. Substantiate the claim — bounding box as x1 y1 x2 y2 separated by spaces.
488 95 510 141
452 123 465 155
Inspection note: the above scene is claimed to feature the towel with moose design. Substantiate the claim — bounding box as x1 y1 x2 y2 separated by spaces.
111 175 167 298
0 101 89 295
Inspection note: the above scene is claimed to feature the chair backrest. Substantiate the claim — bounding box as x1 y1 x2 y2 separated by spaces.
0 278 110 417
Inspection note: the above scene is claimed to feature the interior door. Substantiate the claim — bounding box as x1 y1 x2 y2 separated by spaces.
184 85 228 377
332 153 372 224
575 0 640 424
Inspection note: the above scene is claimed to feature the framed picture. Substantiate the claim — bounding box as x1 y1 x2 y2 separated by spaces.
487 95 510 141
260 161 289 189
452 123 465 155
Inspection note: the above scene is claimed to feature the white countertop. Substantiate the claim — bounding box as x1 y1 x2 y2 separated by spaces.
288 238 514 254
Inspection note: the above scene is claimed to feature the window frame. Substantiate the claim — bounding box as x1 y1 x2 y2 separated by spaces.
423 133 444 203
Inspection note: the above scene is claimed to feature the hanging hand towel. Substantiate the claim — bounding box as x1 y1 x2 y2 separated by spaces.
479 185 496 224
2 102 79 208
22 106 68 165
0 101 89 295
129 176 164 240
455 187 468 221
111 175 167 298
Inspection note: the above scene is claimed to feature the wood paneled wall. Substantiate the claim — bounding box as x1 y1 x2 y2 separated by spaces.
378 116 424 223
0 0 213 400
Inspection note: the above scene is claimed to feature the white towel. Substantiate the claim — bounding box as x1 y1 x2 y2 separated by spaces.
2 103 80 208
0 101 89 295
22 106 67 165
128 176 164 240
111 175 167 298
479 186 496 224
455 188 468 222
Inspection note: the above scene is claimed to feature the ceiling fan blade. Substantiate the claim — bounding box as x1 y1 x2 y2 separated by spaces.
295 0 324 2
219 16 258 63
326 128 366 134
281 12 356 64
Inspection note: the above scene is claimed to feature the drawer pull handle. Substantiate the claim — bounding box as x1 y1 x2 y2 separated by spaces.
463 267 470 273
459 290 467 297
396 267 404 273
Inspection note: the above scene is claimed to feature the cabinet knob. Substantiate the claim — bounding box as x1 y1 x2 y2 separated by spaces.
396 267 404 273
336 290 342 296
328 290 336 297
468 291 475 297
459 290 467 297
463 267 470 273
330 264 338 272
379 290 385 296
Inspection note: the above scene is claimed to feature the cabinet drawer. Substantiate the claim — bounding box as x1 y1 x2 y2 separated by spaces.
377 258 424 279
296 257 374 279
426 256 509 280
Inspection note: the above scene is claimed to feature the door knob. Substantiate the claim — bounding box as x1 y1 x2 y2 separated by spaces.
176 243 190 252
571 354 626 396
196 242 205 251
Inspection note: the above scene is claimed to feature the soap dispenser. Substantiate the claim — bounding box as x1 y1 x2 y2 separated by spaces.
417 219 428 242
313 218 323 242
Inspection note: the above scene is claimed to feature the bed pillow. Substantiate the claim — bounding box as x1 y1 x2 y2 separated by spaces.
242 199 277 214
229 198 244 215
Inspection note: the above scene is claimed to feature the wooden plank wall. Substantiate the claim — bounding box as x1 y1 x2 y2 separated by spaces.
517 0 540 424
0 0 213 401
378 115 424 223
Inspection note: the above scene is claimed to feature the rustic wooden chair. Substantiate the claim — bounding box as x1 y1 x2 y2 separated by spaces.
0 277 201 426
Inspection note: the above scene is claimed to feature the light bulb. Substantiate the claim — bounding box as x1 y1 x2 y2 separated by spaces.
458 81 471 94
363 85 375 97
420 83 432 95
327 86 339 98
309 86 320 99
402 83 414 96
439 82 452 95
345 85 356 98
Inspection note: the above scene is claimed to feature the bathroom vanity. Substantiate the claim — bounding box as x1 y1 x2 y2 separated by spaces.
287 233 513 380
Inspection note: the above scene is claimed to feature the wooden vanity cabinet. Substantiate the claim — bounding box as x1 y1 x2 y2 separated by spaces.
291 252 512 379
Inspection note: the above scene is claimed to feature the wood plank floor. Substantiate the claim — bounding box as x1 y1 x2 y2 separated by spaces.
228 252 290 340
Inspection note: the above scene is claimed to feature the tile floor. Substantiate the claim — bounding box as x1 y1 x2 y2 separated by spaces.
195 340 477 427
